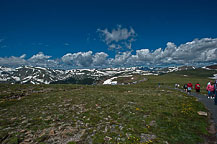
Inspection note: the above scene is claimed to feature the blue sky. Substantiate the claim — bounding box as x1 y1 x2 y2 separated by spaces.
0 0 217 68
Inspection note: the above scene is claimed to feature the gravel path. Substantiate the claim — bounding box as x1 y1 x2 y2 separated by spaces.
189 92 217 125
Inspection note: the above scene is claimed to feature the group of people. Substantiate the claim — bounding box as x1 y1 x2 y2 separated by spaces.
183 82 200 93
182 81 217 105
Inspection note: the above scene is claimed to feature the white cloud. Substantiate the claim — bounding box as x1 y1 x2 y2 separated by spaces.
104 38 217 67
62 51 94 67
130 38 217 65
93 52 108 66
29 52 51 61
62 51 109 67
98 25 136 44
0 38 217 68
98 25 136 51
0 55 27 67
28 52 58 68
108 51 132 66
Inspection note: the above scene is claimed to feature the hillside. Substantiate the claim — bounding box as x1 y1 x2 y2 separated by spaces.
0 70 214 144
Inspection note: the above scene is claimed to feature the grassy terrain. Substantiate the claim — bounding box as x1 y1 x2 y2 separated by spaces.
0 70 215 144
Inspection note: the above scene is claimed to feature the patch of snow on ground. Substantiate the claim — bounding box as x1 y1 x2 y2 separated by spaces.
35 67 47 71
31 81 35 84
12 76 20 81
0 78 7 81
36 79 45 83
103 77 117 85
1 67 14 72
209 74 217 79
142 73 157 76
23 76 33 80
118 75 133 77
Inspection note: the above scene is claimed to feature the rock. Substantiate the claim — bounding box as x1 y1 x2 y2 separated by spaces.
39 131 46 138
49 129 55 136
61 126 77 137
197 111 208 116
20 129 27 133
143 115 150 118
22 120 28 124
65 129 86 143
11 117 16 121
140 133 156 143
24 138 32 142
25 131 32 135
64 104 70 107
45 116 52 120
149 120 156 126
104 136 112 141
20 142 30 144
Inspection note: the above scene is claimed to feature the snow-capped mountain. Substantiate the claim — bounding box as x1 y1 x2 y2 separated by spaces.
0 66 65 84
159 66 196 73
0 66 157 84
203 64 217 70
0 65 204 84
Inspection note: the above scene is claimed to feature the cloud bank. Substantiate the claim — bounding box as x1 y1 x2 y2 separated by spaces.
0 38 217 69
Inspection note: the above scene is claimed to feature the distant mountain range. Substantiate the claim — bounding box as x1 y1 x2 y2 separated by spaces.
205 64 217 70
0 65 216 84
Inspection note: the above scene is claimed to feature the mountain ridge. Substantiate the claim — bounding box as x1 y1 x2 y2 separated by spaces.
0 65 216 84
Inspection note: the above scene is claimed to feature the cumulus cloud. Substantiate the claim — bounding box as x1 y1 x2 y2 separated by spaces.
62 51 93 67
92 52 108 66
108 51 132 66
0 55 27 67
27 52 62 68
129 38 217 66
0 38 217 69
29 52 51 61
62 51 108 67
98 25 136 51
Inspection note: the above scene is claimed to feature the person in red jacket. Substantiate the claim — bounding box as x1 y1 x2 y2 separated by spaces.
195 82 200 93
187 82 193 93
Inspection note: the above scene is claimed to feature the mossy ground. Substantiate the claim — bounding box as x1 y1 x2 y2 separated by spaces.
0 71 213 144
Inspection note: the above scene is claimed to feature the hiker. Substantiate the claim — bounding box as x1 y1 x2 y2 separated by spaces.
183 84 188 92
214 80 217 105
175 83 179 88
206 82 215 99
195 82 200 93
207 80 211 86
187 82 193 94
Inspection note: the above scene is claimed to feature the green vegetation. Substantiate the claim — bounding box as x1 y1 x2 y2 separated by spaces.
0 69 215 143
50 77 96 85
